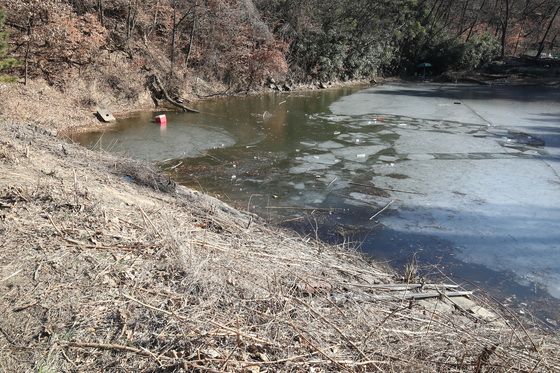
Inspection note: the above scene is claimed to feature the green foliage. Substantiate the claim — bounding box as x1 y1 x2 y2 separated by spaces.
0 8 19 82
277 0 418 81
460 33 501 69
417 38 466 73
413 33 500 74
396 1 503 76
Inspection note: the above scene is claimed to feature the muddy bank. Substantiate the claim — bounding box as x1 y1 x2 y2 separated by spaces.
1 84 560 371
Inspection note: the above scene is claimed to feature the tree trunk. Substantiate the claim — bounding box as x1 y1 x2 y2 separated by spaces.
551 33 558 53
513 29 521 55
148 0 159 37
126 0 131 40
125 0 137 42
150 75 199 113
170 2 196 76
185 6 197 68
466 0 487 42
97 0 104 26
458 0 469 36
500 0 509 58
170 0 177 78
24 17 32 86
536 4 560 59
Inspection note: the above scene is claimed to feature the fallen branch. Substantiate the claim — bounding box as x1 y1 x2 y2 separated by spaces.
369 200 395 220
347 283 460 291
366 290 474 301
166 161 183 171
65 342 165 359
63 237 135 252
138 206 163 238
0 269 23 283
151 75 199 113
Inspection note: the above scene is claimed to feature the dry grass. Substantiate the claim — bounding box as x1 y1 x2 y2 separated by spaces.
0 120 559 372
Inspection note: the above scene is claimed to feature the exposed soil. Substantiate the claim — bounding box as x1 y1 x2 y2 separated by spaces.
1 81 559 372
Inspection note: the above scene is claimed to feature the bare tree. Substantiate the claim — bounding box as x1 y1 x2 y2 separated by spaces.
536 2 560 58
170 0 196 77
500 0 510 58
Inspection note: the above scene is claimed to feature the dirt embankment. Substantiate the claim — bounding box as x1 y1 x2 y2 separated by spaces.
0 82 559 372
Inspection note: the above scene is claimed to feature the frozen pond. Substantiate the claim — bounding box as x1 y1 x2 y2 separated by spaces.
73 83 560 324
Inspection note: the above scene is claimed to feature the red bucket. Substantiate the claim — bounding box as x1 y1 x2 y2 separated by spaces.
155 114 167 126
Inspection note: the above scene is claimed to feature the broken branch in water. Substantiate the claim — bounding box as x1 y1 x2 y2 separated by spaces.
166 161 183 171
65 341 157 357
369 200 395 220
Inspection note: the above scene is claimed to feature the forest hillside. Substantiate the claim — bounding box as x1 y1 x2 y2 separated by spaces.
1 0 559 106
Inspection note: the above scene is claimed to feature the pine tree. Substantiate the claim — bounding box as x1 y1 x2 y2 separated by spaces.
0 8 18 81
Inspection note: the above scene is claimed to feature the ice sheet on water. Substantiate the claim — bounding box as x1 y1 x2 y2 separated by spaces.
504 147 523 154
302 153 340 165
349 192 378 205
378 155 398 162
394 129 504 154
343 197 368 207
376 157 560 296
288 191 327 205
332 145 387 162
317 140 345 149
357 120 381 127
107 125 236 162
342 162 365 172
290 163 328 174
290 153 340 174
300 141 317 147
335 133 381 147
308 113 354 123
375 130 396 136
407 153 436 161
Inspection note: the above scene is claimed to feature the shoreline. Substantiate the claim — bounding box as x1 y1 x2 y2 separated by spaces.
61 78 376 138
1 79 559 371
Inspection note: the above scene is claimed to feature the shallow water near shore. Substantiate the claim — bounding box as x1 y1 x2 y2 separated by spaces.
73 83 560 325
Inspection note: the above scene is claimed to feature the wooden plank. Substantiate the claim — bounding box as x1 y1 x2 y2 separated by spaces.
367 291 473 301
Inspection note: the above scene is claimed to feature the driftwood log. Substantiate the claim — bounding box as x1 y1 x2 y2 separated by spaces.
149 74 199 113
